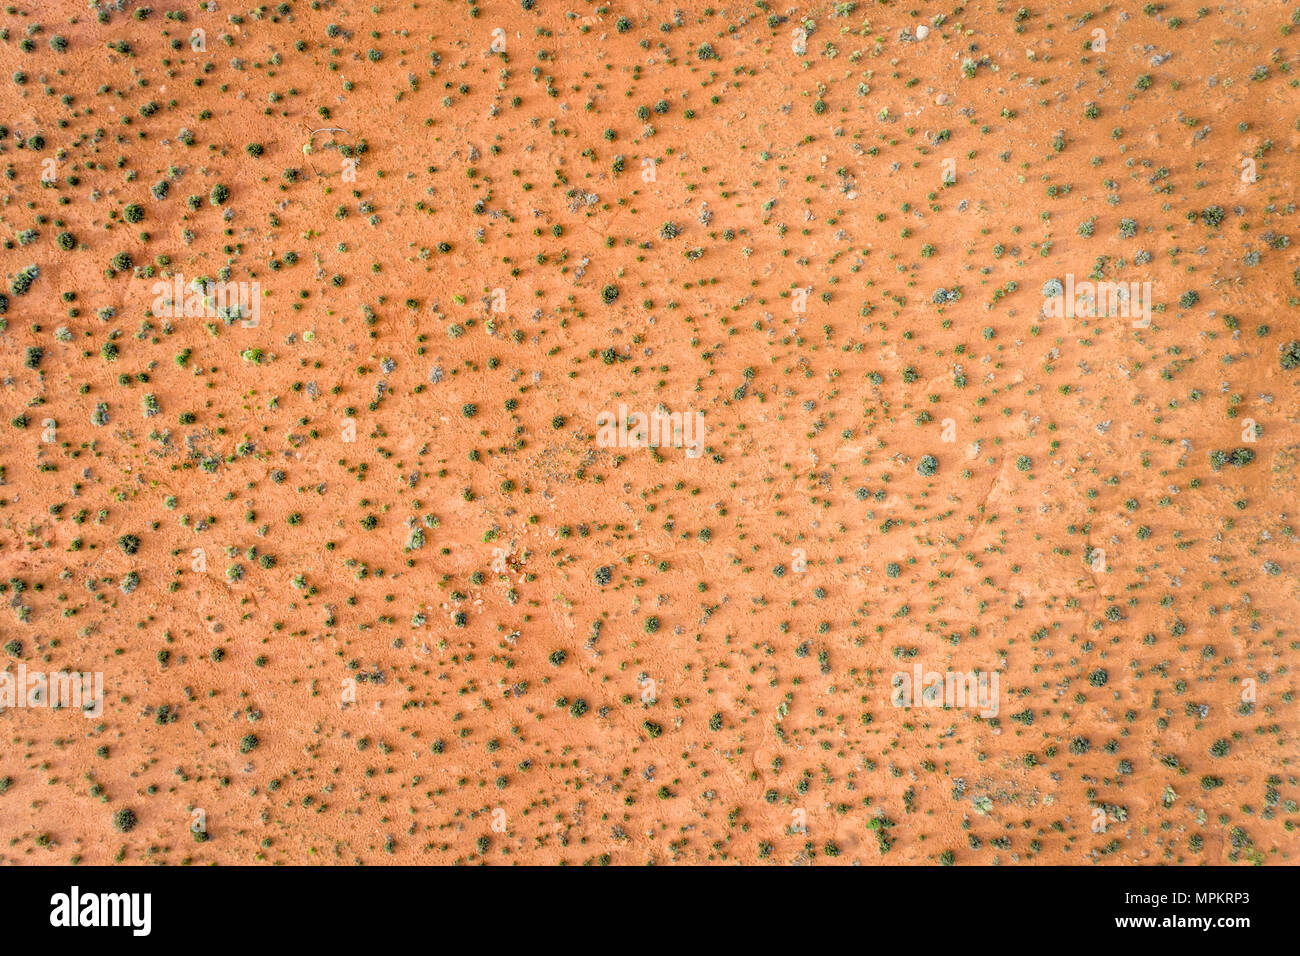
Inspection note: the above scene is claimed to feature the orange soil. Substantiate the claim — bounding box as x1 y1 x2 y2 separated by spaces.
0 0 1296 864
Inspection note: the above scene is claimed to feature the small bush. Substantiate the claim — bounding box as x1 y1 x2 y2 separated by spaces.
10 264 39 296
112 808 138 832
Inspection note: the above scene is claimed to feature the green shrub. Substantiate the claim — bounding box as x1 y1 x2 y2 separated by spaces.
10 264 39 296
112 808 138 832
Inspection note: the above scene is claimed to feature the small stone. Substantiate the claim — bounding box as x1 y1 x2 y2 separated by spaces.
936 93 951 106
916 25 930 40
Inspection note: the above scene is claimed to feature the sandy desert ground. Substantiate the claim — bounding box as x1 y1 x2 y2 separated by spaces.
0 0 1297 865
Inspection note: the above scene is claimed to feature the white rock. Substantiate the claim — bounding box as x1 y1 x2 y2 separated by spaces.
916 25 930 40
